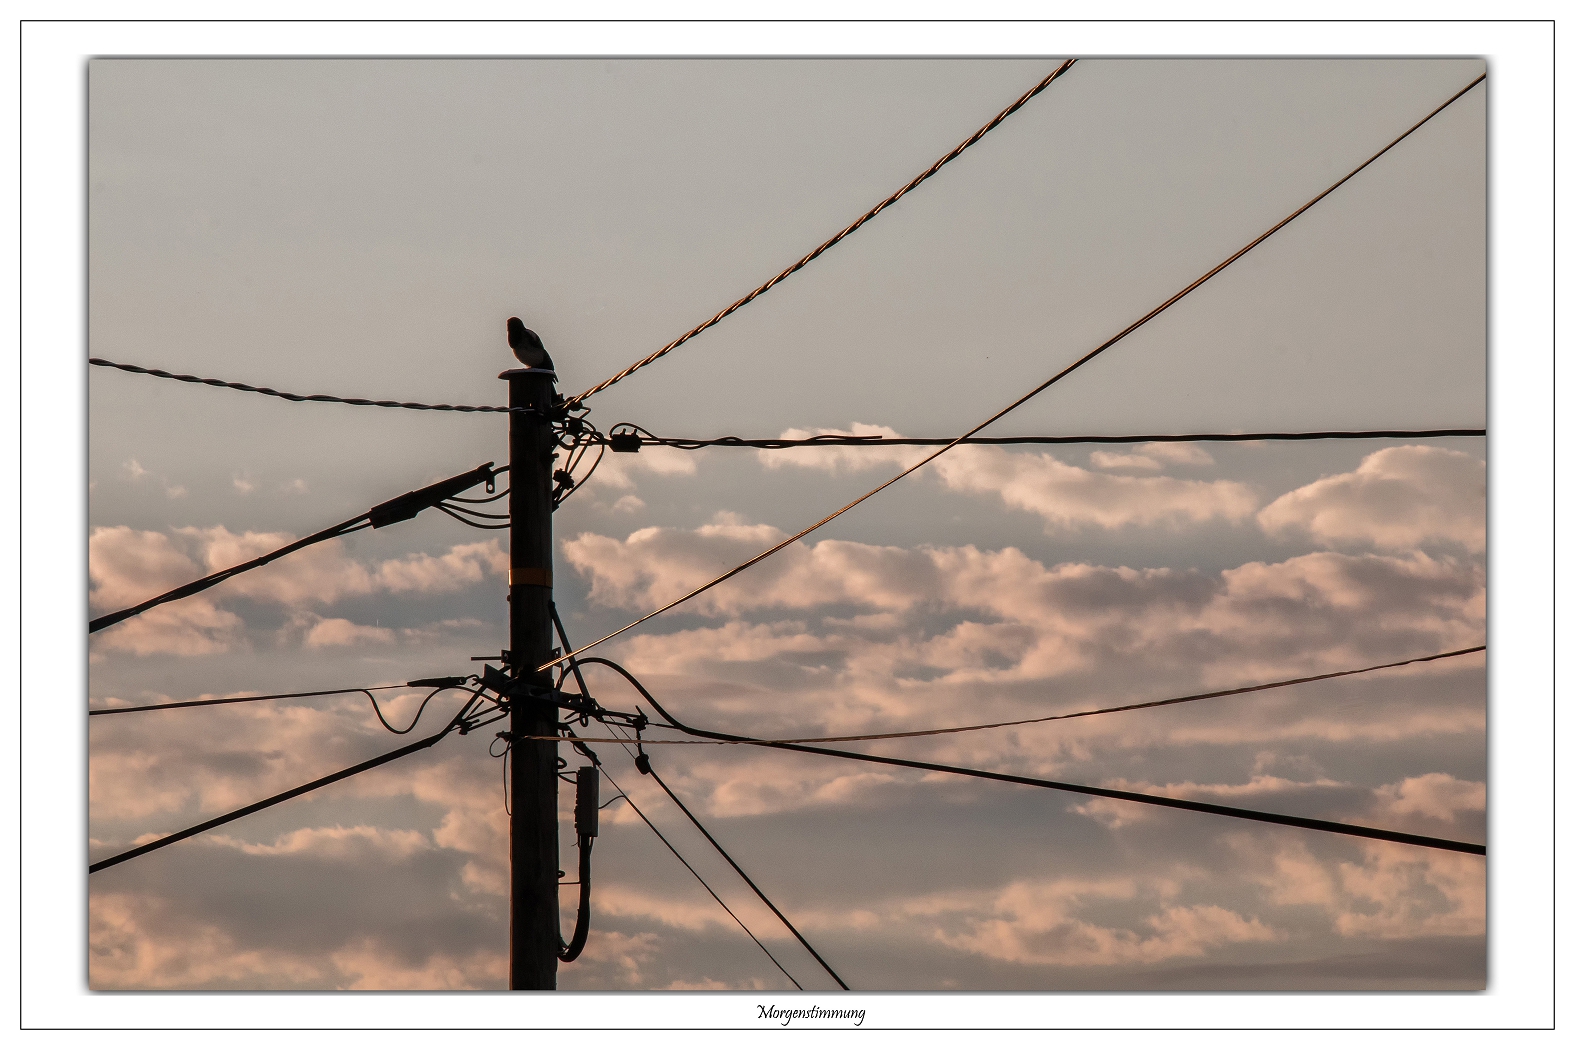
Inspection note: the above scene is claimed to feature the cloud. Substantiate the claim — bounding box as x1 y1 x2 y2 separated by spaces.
89 526 202 610
211 825 432 861
328 939 504 990
1140 442 1216 466
1258 445 1485 552
88 528 508 653
930 446 1256 531
1089 451 1161 471
585 444 697 492
91 597 244 657
755 425 1253 531
565 523 1483 684
122 458 148 479
1371 773 1485 824
303 618 396 648
937 879 1280 967
1089 444 1214 472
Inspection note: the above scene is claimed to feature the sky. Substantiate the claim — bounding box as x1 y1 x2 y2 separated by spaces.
74 51 1500 1001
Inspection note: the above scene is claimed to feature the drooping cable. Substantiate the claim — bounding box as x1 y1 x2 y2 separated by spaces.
536 645 1486 747
605 663 1484 857
540 71 1488 675
87 677 470 717
89 462 499 634
603 426 1487 451
558 765 599 963
89 687 490 874
436 504 512 530
549 606 804 989
567 60 1078 407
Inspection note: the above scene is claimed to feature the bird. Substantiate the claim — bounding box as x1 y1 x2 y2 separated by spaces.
507 317 554 370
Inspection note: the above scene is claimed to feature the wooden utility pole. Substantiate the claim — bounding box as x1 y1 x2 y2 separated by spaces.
502 359 559 990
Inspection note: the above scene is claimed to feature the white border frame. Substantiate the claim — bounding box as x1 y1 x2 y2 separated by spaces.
13 15 1556 1034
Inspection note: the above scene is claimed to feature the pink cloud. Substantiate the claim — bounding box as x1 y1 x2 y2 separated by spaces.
1258 445 1485 551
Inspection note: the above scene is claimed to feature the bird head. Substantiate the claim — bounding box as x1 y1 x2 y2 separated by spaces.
507 317 554 370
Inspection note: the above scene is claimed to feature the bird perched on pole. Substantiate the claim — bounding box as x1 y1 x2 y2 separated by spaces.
507 317 554 371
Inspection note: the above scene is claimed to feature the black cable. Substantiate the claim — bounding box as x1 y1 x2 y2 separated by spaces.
435 504 512 530
89 690 486 874
568 59 1079 406
89 462 498 634
439 502 509 519
549 607 803 989
636 757 851 990
88 513 369 634
89 357 522 414
367 685 471 736
605 427 1488 451
449 487 510 505
608 664 1485 858
539 71 1489 676
599 783 803 991
89 682 420 717
558 833 594 962
570 645 1487 747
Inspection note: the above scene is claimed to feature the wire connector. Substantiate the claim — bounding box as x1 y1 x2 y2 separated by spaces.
369 462 497 529
406 675 470 689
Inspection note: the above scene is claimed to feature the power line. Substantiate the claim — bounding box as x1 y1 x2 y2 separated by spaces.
598 769 804 991
566 59 1079 408
579 657 1484 857
89 687 490 874
540 71 1488 676
605 427 1487 452
88 513 370 635
533 645 1487 747
88 462 498 634
549 608 805 990
88 676 471 718
636 756 852 990
88 357 518 415
82 63 1080 423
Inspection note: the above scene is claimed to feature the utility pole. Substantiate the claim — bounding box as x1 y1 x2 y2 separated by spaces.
503 350 559 990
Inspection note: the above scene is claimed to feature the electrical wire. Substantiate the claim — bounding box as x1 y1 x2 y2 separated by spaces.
552 608 846 988
604 426 1488 451
90 462 499 634
89 682 431 716
544 646 1484 747
88 514 370 634
636 757 851 990
448 486 510 505
567 59 1079 407
89 687 490 874
440 503 509 519
603 663 1485 857
436 504 512 530
551 416 608 509
550 607 805 990
599 777 803 991
88 357 519 414
88 63 1081 419
539 70 1488 677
